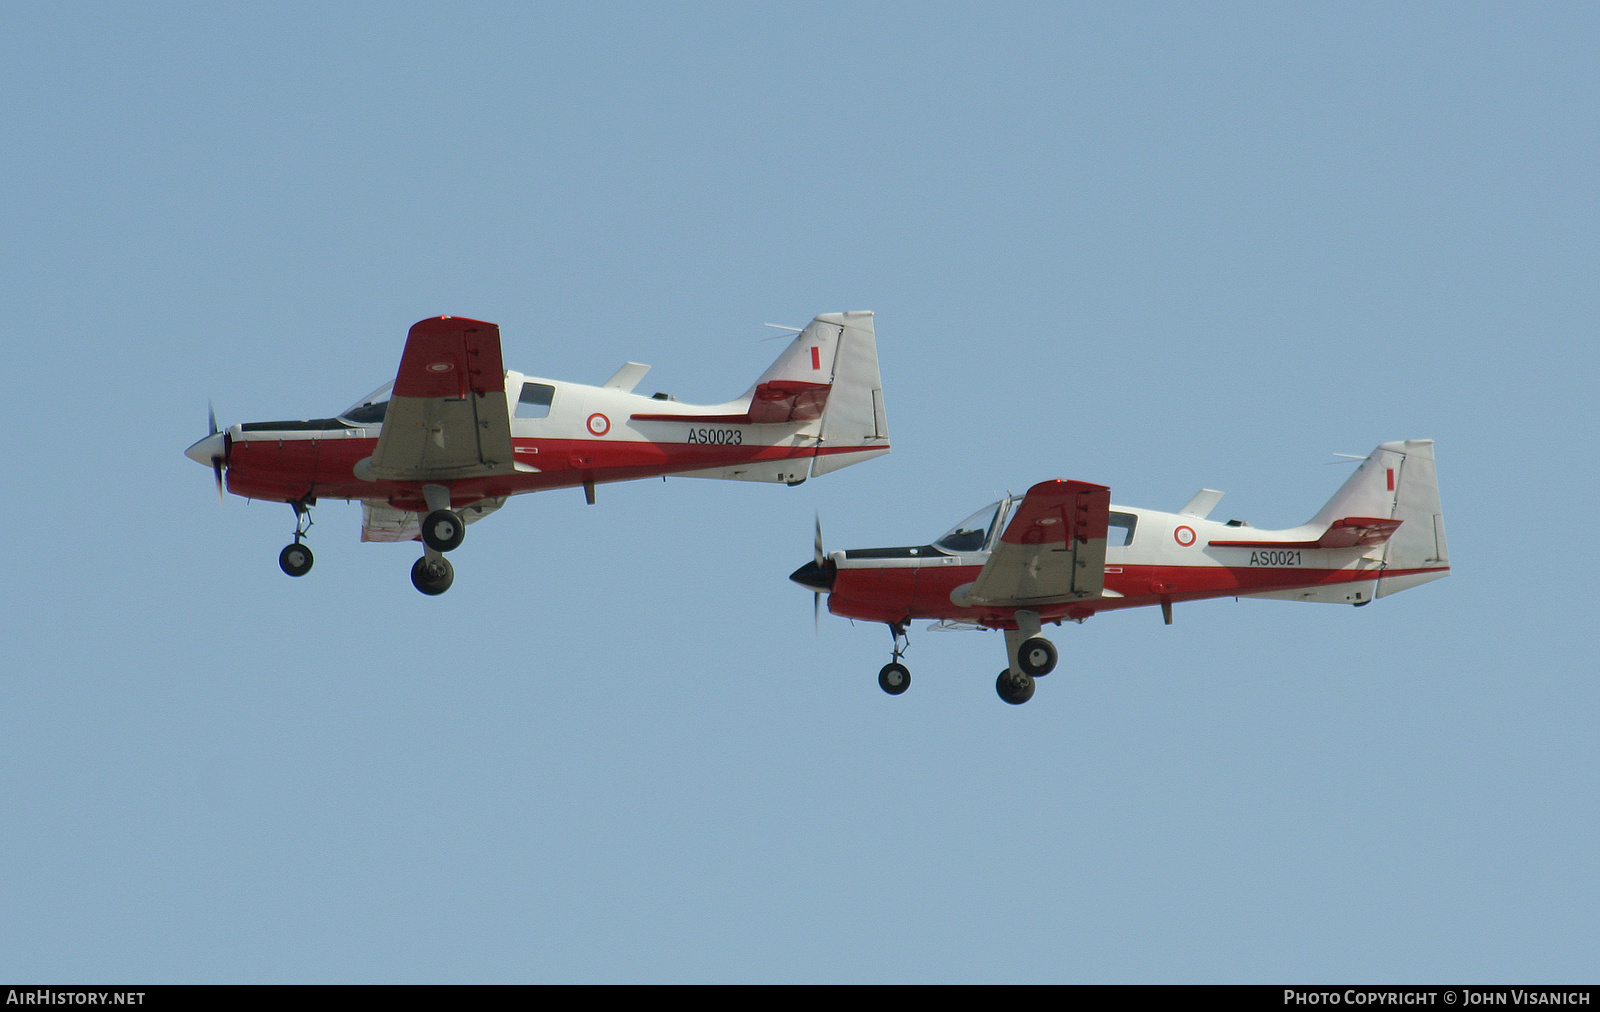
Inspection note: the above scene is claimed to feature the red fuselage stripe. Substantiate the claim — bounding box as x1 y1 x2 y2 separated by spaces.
223 432 882 509
824 561 1446 627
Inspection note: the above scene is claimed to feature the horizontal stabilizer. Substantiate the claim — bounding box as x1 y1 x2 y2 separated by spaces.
1180 489 1224 519
1210 516 1402 549
604 362 651 392
632 380 830 424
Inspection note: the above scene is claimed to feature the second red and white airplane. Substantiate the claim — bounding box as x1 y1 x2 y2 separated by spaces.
186 311 887 594
791 440 1449 704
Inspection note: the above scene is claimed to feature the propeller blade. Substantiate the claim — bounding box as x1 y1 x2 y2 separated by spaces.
208 403 226 504
814 513 825 568
813 591 821 634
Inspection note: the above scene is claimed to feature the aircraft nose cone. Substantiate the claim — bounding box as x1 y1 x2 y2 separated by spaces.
789 559 834 593
185 431 226 467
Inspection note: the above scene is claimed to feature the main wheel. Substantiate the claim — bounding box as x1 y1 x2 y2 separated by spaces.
878 662 911 695
421 509 465 552
1016 637 1057 676
279 543 314 577
996 669 1036 705
411 555 455 596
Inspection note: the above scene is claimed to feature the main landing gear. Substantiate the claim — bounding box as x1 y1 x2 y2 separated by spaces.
411 484 464 595
995 612 1057 705
877 623 912 695
278 500 315 577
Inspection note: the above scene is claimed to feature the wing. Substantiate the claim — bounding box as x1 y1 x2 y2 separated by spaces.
366 317 515 481
961 480 1110 606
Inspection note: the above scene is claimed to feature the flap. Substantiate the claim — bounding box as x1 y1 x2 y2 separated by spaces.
361 496 506 542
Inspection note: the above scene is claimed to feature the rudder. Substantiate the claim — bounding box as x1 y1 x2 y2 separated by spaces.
1308 439 1448 598
811 311 889 476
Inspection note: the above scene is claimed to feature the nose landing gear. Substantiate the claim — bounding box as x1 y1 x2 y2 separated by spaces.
278 500 315 577
877 622 912 695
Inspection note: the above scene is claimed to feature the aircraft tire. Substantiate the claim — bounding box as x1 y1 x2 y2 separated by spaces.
878 662 911 695
279 543 314 577
421 510 466 553
411 555 455 596
996 669 1036 705
1017 637 1057 676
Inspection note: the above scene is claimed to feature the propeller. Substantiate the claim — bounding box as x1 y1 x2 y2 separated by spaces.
185 403 232 504
208 403 225 503
813 513 824 630
788 513 837 632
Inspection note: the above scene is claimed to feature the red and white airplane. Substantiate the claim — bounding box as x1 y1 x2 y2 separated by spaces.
791 440 1448 704
186 311 887 594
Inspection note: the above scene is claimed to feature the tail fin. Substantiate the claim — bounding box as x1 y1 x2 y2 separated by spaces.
807 311 889 476
1310 439 1449 597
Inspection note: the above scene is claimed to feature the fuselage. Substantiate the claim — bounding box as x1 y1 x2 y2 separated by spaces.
206 370 883 513
819 502 1449 630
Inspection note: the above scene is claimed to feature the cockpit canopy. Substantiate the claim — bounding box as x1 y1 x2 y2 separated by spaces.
933 497 1018 554
340 383 392 425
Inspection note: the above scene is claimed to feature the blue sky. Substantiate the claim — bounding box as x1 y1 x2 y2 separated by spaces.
2 2 1596 982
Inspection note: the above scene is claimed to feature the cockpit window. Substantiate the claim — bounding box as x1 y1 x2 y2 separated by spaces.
516 382 555 419
340 383 393 426
934 500 1008 554
343 400 388 424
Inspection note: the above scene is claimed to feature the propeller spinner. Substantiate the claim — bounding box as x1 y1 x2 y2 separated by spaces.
788 513 836 629
184 403 231 504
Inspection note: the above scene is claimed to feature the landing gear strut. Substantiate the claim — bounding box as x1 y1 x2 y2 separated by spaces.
278 500 314 577
878 622 911 695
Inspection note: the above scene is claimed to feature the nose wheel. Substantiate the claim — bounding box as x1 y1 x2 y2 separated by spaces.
278 500 315 577
878 663 911 695
279 542 313 577
876 622 912 696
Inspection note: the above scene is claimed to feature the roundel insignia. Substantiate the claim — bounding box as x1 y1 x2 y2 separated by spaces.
426 361 454 373
586 413 611 436
1036 517 1059 525
1174 525 1197 547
